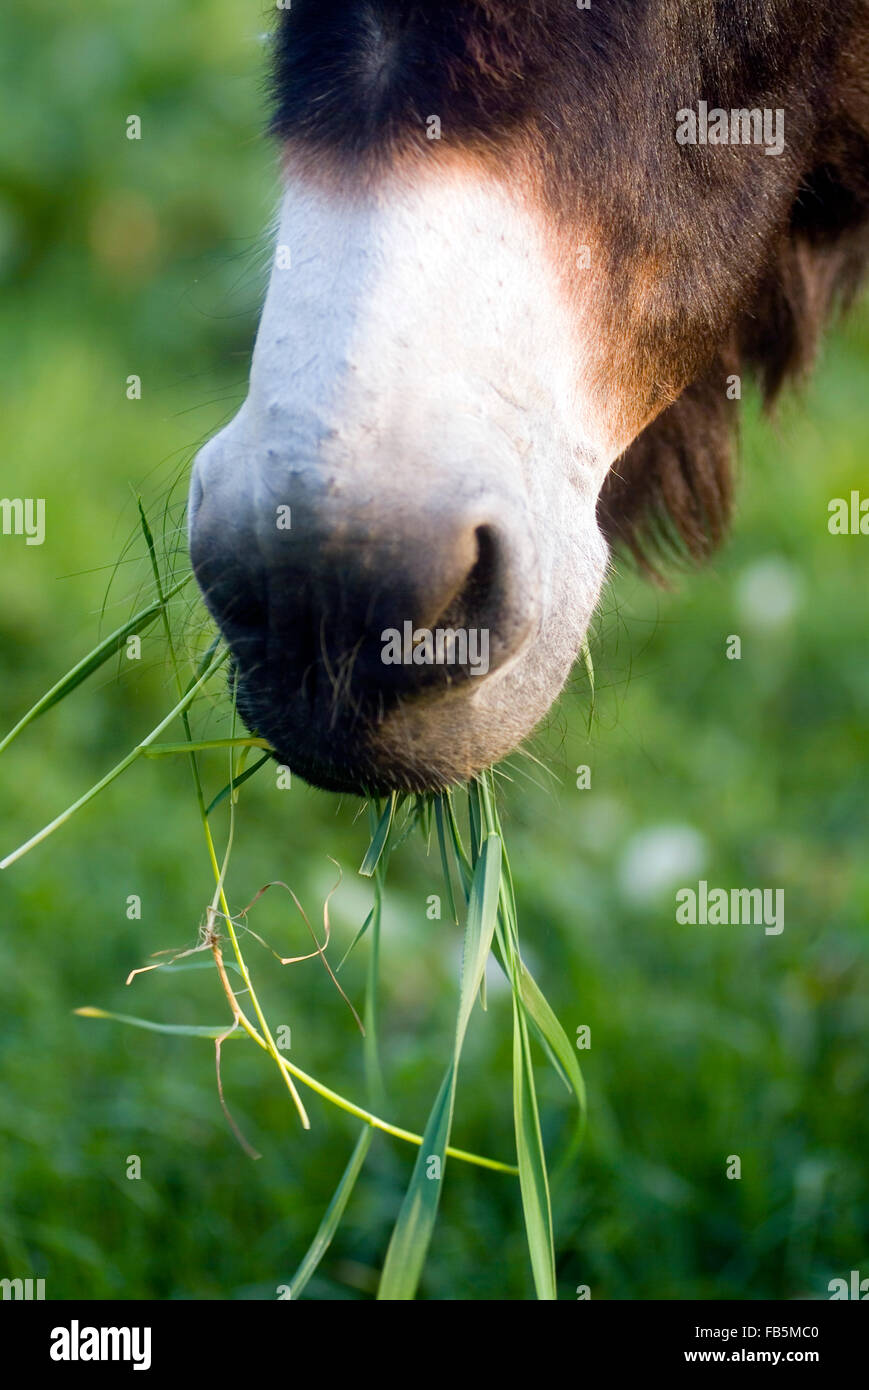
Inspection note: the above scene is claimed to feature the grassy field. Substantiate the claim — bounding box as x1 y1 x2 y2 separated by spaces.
1 1 867 1300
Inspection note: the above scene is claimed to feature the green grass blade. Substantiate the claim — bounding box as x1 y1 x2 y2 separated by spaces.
518 962 587 1125
433 797 459 924
364 883 386 1108
476 765 568 1290
0 647 228 869
336 907 374 973
376 1067 455 1301
386 798 425 855
443 791 473 895
377 833 502 1300
0 576 191 755
186 632 222 689
143 738 271 758
359 793 397 877
579 637 595 733
468 780 482 862
455 835 501 1043
289 1126 374 1299
156 960 242 976
512 998 557 1300
74 1007 247 1040
417 795 433 846
204 754 271 817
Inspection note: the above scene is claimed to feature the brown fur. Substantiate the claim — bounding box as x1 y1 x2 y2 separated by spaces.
598 4 869 571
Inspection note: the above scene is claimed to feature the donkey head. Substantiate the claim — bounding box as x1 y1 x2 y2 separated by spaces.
189 1 869 792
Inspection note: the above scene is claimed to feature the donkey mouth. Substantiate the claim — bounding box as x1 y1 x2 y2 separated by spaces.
230 652 497 796
206 549 543 794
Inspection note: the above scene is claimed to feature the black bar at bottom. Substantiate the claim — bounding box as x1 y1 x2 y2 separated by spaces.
2 1297 865 1374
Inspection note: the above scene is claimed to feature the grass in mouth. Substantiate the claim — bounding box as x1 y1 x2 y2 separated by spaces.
0 501 588 1301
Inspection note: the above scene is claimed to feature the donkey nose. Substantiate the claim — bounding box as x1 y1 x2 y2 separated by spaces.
188 460 538 716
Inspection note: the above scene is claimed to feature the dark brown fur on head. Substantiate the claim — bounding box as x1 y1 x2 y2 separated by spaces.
272 0 869 574
598 3 869 571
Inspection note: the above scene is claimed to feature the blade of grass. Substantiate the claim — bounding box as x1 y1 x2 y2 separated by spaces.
476 780 585 1123
518 961 586 1126
0 647 229 869
143 738 272 758
580 637 595 733
512 996 557 1300
433 797 459 925
443 790 473 896
206 679 310 1127
363 803 389 1108
0 576 192 755
76 1003 515 1173
377 832 502 1300
156 960 242 976
359 793 397 876
204 754 271 817
336 906 374 973
74 1007 247 1039
287 785 399 1297
288 1126 374 1299
475 768 561 1299
139 503 311 1129
387 798 426 855
468 781 482 862
483 777 586 1134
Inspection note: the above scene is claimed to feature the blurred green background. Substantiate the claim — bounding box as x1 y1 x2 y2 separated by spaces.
1 0 867 1301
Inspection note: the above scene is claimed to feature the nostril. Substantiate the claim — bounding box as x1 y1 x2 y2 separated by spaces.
464 524 499 615
368 522 514 694
435 524 501 633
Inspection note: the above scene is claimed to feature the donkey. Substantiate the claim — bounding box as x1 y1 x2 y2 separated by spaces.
189 1 869 794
